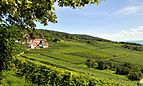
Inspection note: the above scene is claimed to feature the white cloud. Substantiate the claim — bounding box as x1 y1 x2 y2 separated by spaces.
116 5 139 15
75 11 110 18
115 1 143 16
95 25 143 41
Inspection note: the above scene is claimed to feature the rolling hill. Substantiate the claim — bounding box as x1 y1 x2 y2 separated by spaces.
1 29 143 86
130 40 143 45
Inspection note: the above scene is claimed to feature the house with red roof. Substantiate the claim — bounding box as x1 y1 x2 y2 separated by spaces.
16 34 49 49
28 37 49 49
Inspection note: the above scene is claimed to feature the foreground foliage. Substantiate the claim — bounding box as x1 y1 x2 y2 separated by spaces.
0 25 20 78
0 0 101 28
1 70 36 86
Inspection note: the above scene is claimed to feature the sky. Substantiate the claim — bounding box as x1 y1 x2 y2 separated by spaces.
36 0 143 41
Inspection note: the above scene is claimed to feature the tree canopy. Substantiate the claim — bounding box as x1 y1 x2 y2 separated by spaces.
0 0 102 28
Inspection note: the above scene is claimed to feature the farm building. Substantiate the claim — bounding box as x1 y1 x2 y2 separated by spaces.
28 37 49 49
16 34 49 49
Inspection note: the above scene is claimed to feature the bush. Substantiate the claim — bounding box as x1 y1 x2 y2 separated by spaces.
130 65 141 72
53 38 61 42
86 59 98 68
116 66 130 75
122 63 133 69
128 72 142 81
96 60 114 70
97 60 107 70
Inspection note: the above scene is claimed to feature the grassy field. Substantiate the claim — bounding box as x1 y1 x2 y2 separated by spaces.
17 41 143 85
1 70 36 86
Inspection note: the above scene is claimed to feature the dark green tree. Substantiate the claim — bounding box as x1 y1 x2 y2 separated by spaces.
0 25 20 71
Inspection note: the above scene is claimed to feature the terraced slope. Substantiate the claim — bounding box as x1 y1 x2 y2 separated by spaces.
18 41 143 85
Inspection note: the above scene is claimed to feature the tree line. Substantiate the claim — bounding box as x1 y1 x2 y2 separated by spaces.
86 58 143 81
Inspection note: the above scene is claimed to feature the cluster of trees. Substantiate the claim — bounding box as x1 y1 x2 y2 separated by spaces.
19 29 62 43
86 59 116 70
116 63 143 80
121 45 143 51
86 59 143 80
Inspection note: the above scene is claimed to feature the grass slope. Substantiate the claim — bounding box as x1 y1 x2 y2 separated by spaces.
19 40 143 85
1 70 36 86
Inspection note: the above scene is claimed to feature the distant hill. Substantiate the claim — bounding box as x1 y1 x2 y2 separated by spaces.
20 29 143 46
126 40 143 45
37 29 143 46
36 29 113 42
127 40 143 45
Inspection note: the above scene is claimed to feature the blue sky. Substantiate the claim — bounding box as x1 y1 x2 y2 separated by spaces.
36 0 143 41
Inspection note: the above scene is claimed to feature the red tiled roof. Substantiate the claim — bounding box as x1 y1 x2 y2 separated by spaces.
29 38 49 48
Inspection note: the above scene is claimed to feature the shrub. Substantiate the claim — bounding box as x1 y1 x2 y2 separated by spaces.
130 65 141 72
86 40 91 44
122 63 133 69
96 60 113 70
53 38 61 42
116 66 130 75
128 72 142 81
86 59 98 68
